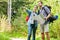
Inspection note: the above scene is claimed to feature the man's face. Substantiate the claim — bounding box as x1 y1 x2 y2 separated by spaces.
38 2 42 7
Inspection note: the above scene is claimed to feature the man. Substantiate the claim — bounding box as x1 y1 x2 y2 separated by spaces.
23 5 38 40
38 1 51 40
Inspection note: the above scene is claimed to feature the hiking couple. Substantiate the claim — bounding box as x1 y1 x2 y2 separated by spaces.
23 1 58 40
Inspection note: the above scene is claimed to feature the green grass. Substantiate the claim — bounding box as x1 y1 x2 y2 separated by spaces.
36 37 58 40
0 32 24 40
0 33 10 40
0 32 58 40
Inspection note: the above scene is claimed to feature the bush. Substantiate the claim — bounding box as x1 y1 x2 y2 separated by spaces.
50 17 60 39
0 33 10 40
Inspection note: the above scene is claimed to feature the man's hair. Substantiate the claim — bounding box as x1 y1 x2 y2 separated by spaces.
38 1 43 4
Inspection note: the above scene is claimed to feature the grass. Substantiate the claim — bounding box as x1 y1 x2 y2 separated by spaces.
36 37 57 40
0 33 10 40
0 32 58 40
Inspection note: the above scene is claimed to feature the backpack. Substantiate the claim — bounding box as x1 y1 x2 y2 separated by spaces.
26 12 31 22
43 5 58 23
26 16 29 22
38 5 51 15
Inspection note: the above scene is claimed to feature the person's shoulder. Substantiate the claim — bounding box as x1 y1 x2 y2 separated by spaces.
43 5 48 9
42 6 45 7
35 12 39 15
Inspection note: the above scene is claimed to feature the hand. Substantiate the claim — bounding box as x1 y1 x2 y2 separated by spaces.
22 7 27 12
44 17 48 20
22 7 26 10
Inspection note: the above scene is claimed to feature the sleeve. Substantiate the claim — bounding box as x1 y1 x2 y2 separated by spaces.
26 9 31 15
44 6 50 14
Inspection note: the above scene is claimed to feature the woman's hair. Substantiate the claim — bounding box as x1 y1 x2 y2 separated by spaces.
34 5 38 8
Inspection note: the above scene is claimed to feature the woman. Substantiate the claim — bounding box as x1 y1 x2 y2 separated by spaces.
23 5 38 40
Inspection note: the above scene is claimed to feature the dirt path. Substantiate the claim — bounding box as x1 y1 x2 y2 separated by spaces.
11 38 27 40
10 34 41 40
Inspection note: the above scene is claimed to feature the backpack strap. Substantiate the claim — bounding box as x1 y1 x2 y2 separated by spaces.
43 6 49 16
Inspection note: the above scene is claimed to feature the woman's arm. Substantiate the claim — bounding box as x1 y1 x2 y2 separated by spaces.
23 7 31 15
26 9 31 15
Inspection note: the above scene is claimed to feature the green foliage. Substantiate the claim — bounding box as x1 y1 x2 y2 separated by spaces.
0 0 60 39
0 2 7 16
11 0 60 39
50 18 60 38
0 33 10 40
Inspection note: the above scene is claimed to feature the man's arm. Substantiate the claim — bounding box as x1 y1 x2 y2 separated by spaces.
46 13 51 20
44 7 51 20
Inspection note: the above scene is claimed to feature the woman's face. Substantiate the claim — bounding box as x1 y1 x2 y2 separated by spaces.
33 6 38 11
